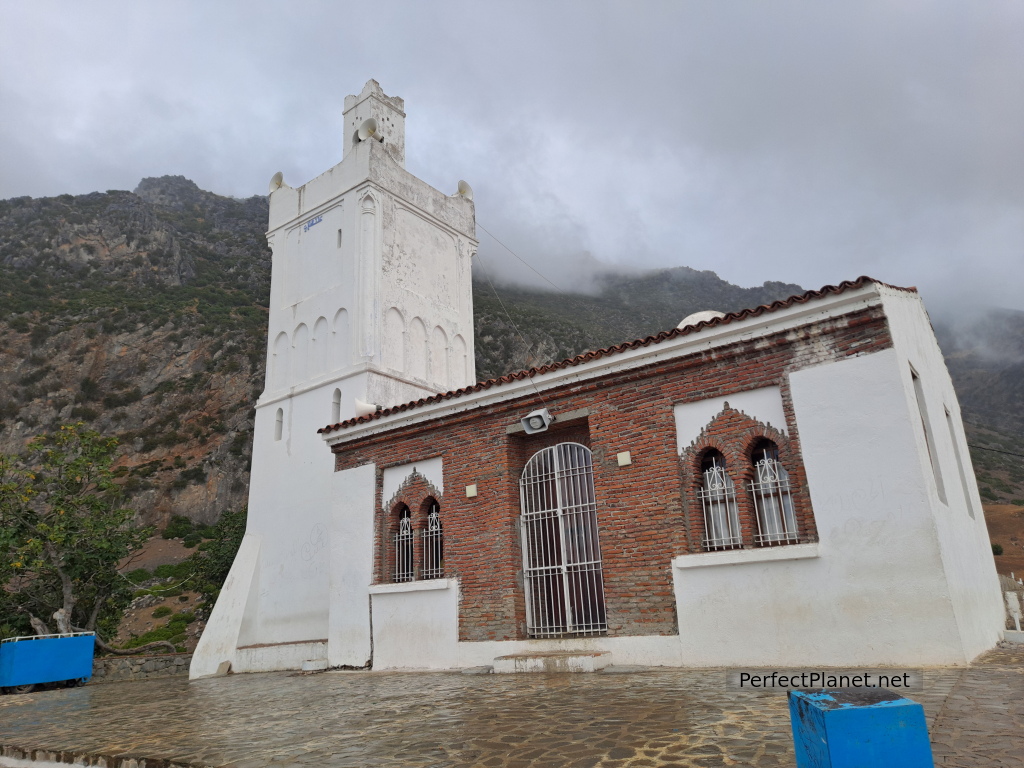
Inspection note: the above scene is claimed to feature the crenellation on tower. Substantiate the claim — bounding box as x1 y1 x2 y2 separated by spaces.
343 78 407 168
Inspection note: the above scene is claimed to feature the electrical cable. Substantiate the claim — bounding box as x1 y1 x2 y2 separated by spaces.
967 444 1024 459
477 222 567 295
473 247 550 409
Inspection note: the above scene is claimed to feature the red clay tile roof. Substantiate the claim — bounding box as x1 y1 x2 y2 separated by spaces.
318 276 914 435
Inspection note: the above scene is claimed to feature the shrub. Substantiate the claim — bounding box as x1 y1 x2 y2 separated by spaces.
29 325 49 347
152 605 172 618
179 466 206 484
182 532 201 548
153 564 178 578
993 544 1004 556
162 515 194 539
79 377 100 401
70 405 98 420
102 388 141 408
125 568 151 584
152 561 192 580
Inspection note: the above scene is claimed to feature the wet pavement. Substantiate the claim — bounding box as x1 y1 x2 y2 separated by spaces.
1 647 1022 768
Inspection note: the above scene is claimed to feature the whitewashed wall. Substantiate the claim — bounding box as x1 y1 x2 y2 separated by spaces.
670 346 994 667
370 580 460 669
878 286 1004 659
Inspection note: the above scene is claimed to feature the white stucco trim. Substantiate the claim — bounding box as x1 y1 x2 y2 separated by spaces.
672 543 820 569
325 285 883 446
382 456 444 506
269 177 477 243
369 578 458 594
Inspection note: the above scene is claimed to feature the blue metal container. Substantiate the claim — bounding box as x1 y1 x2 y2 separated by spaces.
0 632 95 690
789 688 933 768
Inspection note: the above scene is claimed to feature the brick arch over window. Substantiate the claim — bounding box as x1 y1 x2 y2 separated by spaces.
379 470 444 583
680 404 817 551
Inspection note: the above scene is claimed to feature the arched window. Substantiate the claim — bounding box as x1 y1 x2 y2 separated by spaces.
393 506 414 583
421 499 444 579
331 388 342 423
749 441 798 546
519 443 607 637
698 449 741 550
274 408 283 441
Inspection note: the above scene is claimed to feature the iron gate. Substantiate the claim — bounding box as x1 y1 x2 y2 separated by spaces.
519 442 607 637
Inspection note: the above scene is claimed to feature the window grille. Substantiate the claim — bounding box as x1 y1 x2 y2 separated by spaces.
421 501 444 579
697 452 741 550
393 507 414 583
749 445 798 546
520 442 607 638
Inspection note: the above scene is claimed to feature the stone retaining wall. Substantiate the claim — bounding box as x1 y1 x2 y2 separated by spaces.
90 653 192 684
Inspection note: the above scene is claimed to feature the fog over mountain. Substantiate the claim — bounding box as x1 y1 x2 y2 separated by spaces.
2 2 1022 313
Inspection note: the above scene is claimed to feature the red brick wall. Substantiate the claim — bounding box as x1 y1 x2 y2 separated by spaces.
333 305 893 642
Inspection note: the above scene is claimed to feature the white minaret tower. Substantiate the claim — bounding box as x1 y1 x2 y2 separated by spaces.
265 79 476 415
192 81 477 677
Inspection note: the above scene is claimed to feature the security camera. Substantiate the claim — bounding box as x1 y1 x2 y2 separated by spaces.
521 408 554 434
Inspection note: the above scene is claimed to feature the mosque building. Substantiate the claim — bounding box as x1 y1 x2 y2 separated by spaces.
191 81 1003 678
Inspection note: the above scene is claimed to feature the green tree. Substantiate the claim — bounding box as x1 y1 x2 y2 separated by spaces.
187 506 247 604
0 424 169 652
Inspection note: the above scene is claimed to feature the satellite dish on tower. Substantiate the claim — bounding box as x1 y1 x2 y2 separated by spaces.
354 398 381 418
456 180 474 201
268 171 284 195
357 118 384 143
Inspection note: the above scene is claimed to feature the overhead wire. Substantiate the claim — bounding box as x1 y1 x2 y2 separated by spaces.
474 223 576 409
477 222 567 295
967 444 1024 459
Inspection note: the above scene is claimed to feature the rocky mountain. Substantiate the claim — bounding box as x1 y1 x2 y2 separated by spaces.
1 177 1021 529
0 177 270 525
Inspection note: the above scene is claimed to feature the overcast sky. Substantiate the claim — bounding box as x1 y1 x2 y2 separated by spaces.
1 1 1021 313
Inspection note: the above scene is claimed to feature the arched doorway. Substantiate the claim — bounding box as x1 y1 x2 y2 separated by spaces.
519 442 607 637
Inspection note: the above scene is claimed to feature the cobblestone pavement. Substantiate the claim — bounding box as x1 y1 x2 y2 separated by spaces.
0 649 1020 768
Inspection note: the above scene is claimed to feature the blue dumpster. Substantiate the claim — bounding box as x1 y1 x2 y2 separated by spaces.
0 632 95 692
789 688 933 768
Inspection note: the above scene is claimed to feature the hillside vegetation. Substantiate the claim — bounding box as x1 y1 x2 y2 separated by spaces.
1 177 1022 528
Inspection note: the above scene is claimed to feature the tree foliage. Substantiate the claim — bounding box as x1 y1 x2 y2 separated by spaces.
0 424 151 640
186 506 247 604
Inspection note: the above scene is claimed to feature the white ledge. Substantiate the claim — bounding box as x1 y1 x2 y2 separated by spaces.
672 542 820 569
368 578 458 595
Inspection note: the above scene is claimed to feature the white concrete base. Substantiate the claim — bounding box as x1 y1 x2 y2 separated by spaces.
1003 630 1024 644
459 635 682 669
302 658 329 671
493 650 610 673
233 640 328 673
370 579 459 669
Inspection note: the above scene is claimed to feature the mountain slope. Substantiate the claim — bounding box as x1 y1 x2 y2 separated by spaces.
1 177 1021 526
